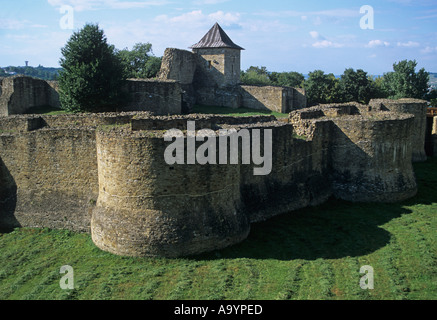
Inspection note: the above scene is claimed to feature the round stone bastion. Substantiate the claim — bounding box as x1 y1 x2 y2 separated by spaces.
329 112 418 202
369 99 429 162
290 103 418 203
91 126 250 258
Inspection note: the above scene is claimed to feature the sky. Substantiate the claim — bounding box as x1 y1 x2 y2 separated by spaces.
0 0 436 75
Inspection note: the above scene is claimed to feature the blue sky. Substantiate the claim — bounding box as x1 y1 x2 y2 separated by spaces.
0 0 436 75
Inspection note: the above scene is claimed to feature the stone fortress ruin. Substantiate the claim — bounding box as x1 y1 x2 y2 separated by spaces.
0 24 436 258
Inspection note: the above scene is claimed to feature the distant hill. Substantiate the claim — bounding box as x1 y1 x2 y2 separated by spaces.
0 65 62 81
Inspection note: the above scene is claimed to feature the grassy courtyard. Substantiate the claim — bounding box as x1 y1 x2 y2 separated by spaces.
0 157 436 300
192 104 290 118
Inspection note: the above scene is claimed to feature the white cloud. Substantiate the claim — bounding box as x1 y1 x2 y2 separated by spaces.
155 10 241 27
312 40 343 49
47 0 169 12
309 31 344 48
254 8 359 18
310 9 360 18
421 46 437 54
366 40 390 48
397 41 420 47
309 31 319 39
0 19 48 30
209 11 241 25
192 0 230 4
309 31 325 40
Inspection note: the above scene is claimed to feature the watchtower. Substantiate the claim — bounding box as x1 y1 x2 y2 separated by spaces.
190 23 244 88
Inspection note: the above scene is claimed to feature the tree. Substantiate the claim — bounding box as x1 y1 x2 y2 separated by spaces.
240 66 272 85
382 60 429 99
118 43 162 79
273 71 305 88
304 70 341 106
58 23 125 113
368 76 389 100
339 68 373 103
425 89 437 107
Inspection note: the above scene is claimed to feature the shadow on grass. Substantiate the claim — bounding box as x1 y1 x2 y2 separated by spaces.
194 157 437 261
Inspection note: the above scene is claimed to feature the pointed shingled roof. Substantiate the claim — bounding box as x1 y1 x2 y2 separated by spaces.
190 23 244 50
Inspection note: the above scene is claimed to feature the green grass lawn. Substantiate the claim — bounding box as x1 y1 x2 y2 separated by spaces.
22 104 290 119
192 105 290 119
23 105 71 116
1 164 436 300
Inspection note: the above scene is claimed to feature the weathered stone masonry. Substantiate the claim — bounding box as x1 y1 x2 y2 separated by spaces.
0 76 60 116
0 76 183 117
0 100 426 257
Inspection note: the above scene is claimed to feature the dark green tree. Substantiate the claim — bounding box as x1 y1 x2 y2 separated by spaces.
240 66 272 85
58 23 125 113
304 70 341 106
273 71 305 88
339 68 373 103
118 43 162 79
368 76 389 100
382 60 429 99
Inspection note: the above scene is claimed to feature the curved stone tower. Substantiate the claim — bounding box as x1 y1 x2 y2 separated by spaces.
91 127 249 258
329 112 417 202
369 99 428 162
290 103 418 203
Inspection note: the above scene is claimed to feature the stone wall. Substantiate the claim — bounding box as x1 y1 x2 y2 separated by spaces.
156 47 308 112
121 79 182 115
426 116 437 156
290 102 418 203
0 102 423 257
369 99 428 162
294 88 307 110
0 76 60 116
239 121 332 223
192 48 241 88
240 85 307 113
157 48 198 85
195 86 241 109
0 76 182 116
434 117 437 156
0 128 98 232
157 48 198 113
